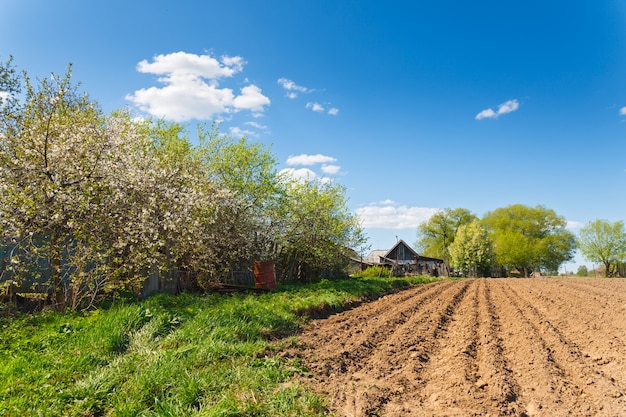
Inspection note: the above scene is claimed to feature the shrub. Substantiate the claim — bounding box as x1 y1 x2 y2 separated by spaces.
357 266 390 278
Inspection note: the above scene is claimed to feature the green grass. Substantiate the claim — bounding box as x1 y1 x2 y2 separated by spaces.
0 275 438 416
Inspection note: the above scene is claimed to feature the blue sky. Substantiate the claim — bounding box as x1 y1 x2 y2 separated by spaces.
2 0 625 271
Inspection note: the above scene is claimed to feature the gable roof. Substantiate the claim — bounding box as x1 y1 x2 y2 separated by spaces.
383 239 420 261
364 239 445 265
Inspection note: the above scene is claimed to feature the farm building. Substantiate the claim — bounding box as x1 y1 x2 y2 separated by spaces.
358 239 449 277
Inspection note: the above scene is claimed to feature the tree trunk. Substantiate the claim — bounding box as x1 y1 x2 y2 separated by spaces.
50 232 65 310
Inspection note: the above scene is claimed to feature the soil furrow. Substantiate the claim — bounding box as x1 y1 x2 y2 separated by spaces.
475 279 522 416
513 280 626 388
500 280 626 416
519 279 626 339
491 279 587 415
293 278 626 416
300 279 471 416
297 280 456 380
386 279 485 416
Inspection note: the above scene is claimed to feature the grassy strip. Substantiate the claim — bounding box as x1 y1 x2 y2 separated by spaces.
0 275 438 416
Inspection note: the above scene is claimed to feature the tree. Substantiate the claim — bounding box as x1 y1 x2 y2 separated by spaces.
449 220 494 277
96 115 227 293
196 124 282 275
0 62 114 308
276 177 365 282
576 265 589 277
577 219 626 277
415 208 477 263
482 204 576 277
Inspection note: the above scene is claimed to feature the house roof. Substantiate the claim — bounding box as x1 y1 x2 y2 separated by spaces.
383 239 420 260
364 250 387 264
364 239 445 264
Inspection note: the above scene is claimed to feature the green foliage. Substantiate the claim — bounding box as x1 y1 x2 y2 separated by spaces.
358 265 391 278
275 178 365 282
576 265 589 277
415 208 477 263
0 277 436 416
577 219 626 277
482 204 576 277
449 220 494 277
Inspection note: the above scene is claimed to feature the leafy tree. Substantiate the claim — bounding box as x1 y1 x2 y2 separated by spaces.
576 265 589 277
449 220 494 277
196 125 282 272
415 208 477 263
577 219 626 277
482 204 576 277
276 177 365 282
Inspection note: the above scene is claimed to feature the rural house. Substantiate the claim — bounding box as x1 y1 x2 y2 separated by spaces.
360 239 449 277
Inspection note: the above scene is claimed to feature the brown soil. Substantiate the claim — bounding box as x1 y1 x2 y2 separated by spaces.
293 278 626 416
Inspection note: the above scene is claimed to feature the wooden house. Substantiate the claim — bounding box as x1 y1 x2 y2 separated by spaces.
363 239 449 277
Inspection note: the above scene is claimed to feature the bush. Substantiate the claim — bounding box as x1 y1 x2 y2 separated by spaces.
576 265 589 277
357 266 391 278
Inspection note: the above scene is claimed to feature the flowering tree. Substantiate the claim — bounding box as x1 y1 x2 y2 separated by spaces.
0 62 225 307
0 62 115 308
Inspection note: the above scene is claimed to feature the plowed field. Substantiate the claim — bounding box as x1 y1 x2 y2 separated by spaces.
295 278 626 416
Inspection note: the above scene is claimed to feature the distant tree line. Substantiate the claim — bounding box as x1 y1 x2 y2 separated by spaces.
0 58 365 309
416 206 626 278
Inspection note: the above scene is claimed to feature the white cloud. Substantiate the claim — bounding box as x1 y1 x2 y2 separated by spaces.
279 167 318 181
280 167 335 184
287 154 337 166
305 102 339 115
566 220 584 229
220 55 245 72
283 154 341 182
245 121 268 130
497 99 519 114
136 51 241 79
278 79 339 115
620 106 626 116
229 126 259 138
232 85 271 111
277 78 310 98
126 51 270 121
476 99 520 120
306 102 325 112
0 91 9 101
321 164 341 174
356 201 440 229
476 108 497 120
